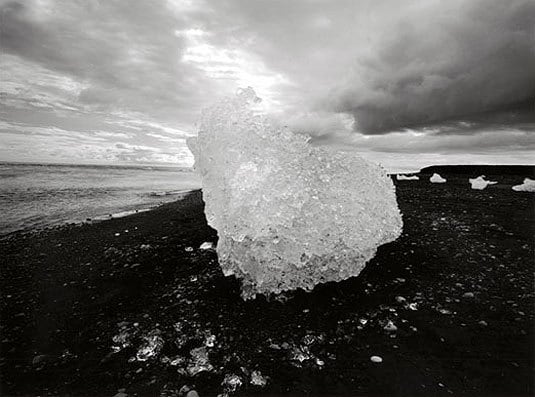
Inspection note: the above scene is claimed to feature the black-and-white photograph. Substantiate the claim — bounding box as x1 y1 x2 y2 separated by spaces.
1 1 534 396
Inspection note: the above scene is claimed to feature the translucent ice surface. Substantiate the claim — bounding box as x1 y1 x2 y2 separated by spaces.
469 175 497 190
430 173 446 183
188 88 403 299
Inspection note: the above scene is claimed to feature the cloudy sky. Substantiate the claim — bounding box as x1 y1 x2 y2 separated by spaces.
1 0 534 171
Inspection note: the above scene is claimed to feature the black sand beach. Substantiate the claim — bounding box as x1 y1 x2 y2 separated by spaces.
1 169 534 396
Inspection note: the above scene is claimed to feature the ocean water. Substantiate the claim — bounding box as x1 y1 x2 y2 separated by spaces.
0 163 201 235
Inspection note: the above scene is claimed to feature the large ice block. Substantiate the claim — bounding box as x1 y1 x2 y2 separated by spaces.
187 88 403 299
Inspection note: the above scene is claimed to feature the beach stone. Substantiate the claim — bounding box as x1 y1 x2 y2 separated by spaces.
395 296 406 304
188 87 402 299
104 247 121 257
32 354 48 365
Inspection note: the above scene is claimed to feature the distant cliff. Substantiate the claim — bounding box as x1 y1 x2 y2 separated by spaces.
418 165 534 177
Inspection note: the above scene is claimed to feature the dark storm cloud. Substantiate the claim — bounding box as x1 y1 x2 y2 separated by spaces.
0 0 533 167
193 0 534 135
329 0 535 134
3 0 533 134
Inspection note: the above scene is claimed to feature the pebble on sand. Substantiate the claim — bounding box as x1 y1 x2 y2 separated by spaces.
370 356 383 363
383 321 398 332
395 296 406 304
32 355 48 365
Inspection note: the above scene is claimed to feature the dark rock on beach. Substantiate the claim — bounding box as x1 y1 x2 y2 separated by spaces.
0 171 534 396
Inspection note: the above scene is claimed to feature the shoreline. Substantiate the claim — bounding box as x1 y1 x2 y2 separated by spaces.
0 189 201 240
1 182 533 396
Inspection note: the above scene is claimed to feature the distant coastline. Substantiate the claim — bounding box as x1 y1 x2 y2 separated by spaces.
3 161 534 175
391 164 535 176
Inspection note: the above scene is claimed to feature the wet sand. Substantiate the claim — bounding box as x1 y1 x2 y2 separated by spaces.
1 172 534 396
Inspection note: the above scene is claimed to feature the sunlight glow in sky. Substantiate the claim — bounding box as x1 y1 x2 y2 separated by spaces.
0 0 533 171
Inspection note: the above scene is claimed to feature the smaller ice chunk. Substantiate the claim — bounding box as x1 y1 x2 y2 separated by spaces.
512 178 535 192
396 174 419 181
469 175 497 190
187 347 213 376
250 370 268 387
430 173 446 183
199 242 215 250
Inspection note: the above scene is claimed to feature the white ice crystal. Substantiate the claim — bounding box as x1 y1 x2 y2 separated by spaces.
221 374 243 393
430 173 446 183
187 87 403 299
250 370 268 387
512 178 535 192
469 175 497 190
396 174 419 181
187 347 213 376
135 329 164 361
